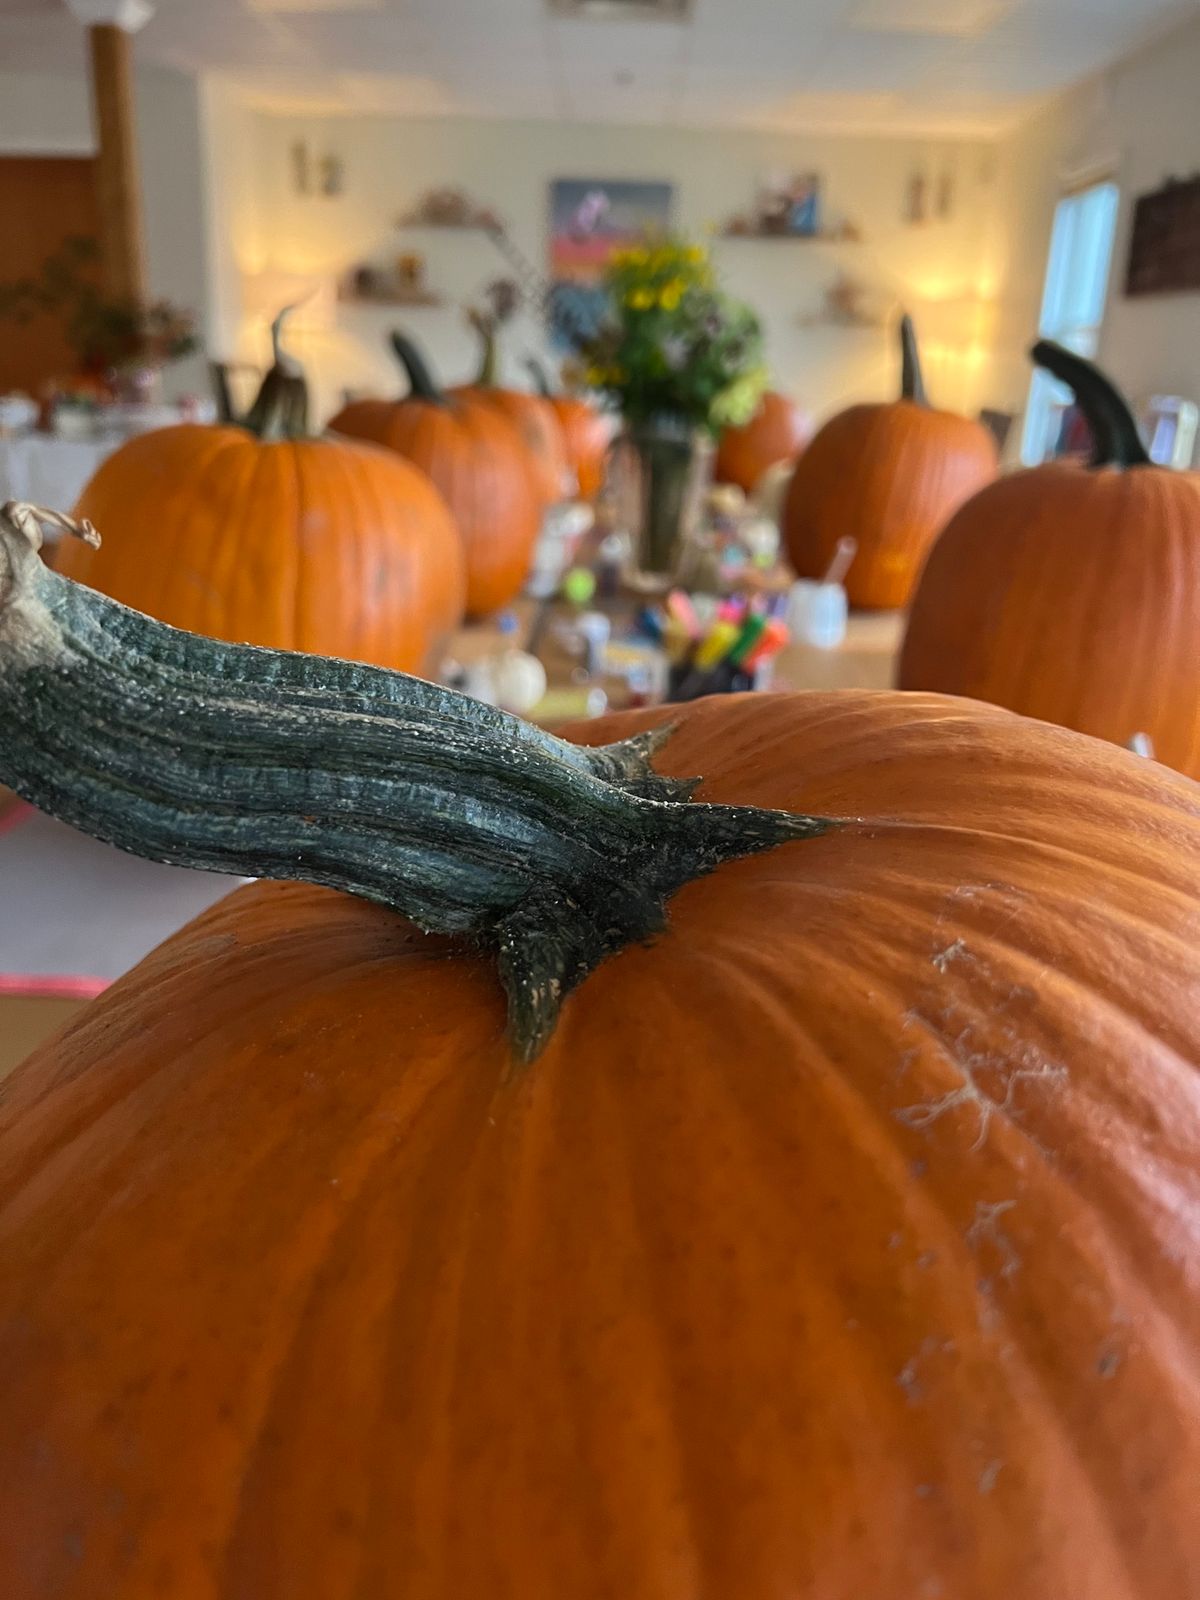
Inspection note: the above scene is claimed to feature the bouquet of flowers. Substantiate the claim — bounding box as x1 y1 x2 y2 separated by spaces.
579 236 767 434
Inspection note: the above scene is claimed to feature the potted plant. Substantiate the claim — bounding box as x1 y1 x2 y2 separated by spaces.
578 236 766 577
0 235 197 403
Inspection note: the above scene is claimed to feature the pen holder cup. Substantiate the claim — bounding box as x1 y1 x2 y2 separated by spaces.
785 580 848 649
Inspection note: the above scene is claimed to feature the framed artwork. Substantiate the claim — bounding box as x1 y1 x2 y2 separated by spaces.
547 178 674 347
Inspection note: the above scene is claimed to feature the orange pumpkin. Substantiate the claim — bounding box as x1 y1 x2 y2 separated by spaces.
783 315 998 609
3 689 1200 1598
56 347 465 674
452 325 570 505
715 388 812 493
900 341 1200 775
526 357 614 500
329 332 542 618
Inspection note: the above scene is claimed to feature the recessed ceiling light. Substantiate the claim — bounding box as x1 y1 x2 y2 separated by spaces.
549 0 693 20
851 0 1015 39
246 0 384 14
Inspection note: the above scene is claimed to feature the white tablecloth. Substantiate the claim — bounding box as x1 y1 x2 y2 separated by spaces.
0 434 120 514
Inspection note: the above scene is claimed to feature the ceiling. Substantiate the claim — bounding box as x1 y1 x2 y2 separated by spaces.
2 0 1198 134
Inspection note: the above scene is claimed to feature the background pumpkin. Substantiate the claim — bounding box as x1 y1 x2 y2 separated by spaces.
451 322 570 505
56 330 466 674
527 356 614 501
899 340 1200 776
715 387 812 493
783 315 998 609
2 689 1199 1599
329 332 542 618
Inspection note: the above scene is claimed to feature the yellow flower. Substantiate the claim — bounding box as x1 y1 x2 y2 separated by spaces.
686 245 705 264
628 287 655 310
659 280 684 311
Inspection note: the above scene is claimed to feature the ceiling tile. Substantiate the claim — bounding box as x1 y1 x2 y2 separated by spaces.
0 0 1192 134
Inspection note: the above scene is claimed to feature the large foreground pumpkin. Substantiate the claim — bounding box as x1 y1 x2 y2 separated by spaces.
56 329 465 673
900 340 1200 775
2 678 1200 1597
329 332 541 617
783 315 997 608
715 386 812 492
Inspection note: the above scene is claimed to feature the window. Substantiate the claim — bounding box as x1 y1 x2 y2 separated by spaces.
1021 180 1120 466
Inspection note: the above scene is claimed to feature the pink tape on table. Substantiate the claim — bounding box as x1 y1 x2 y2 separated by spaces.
0 799 32 838
0 973 109 1000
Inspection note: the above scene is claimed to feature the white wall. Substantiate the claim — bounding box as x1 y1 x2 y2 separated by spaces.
224 109 998 426
980 12 1200 447
0 63 210 399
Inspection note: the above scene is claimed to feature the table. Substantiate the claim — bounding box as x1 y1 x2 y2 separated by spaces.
0 433 118 512
446 598 904 722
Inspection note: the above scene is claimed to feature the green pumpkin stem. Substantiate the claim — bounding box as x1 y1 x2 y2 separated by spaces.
899 314 928 407
472 314 499 388
0 502 838 1062
525 356 554 398
209 361 236 426
1030 340 1151 470
241 302 311 442
390 330 446 406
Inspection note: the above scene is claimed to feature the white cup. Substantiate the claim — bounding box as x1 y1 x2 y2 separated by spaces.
785 580 848 649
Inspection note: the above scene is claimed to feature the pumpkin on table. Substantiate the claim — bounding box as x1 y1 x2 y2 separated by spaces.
2 508 1200 1599
329 332 542 617
451 318 570 505
526 356 614 501
783 314 998 609
715 387 812 493
54 310 465 674
899 340 1200 776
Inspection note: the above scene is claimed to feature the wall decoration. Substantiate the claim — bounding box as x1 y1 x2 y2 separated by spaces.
397 188 502 230
289 141 310 197
290 141 345 200
936 164 956 221
905 168 929 226
1125 173 1200 296
800 270 895 330
319 155 345 199
547 178 674 347
339 256 442 308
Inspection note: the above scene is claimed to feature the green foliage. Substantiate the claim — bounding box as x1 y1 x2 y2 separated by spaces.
579 235 767 435
0 235 197 372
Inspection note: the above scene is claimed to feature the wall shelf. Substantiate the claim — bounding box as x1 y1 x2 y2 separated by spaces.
338 285 443 309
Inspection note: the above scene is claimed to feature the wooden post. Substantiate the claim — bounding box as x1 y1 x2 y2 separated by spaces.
87 20 147 304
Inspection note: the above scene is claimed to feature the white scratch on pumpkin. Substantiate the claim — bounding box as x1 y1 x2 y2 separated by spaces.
966 1199 1021 1284
932 937 968 972
978 1459 1003 1495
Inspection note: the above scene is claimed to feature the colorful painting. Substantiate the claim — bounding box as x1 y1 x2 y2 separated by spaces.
547 178 674 347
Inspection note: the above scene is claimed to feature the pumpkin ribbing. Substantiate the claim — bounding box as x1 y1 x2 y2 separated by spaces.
54 313 465 673
783 314 997 609
899 341 1200 775
2 688 1200 1597
329 333 542 617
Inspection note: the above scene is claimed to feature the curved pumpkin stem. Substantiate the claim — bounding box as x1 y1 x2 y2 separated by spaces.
525 356 554 398
1030 340 1151 470
209 361 236 425
390 330 447 406
239 301 313 441
468 310 499 388
0 506 838 1061
899 314 928 407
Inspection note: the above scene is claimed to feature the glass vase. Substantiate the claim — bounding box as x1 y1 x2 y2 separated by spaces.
627 415 710 584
